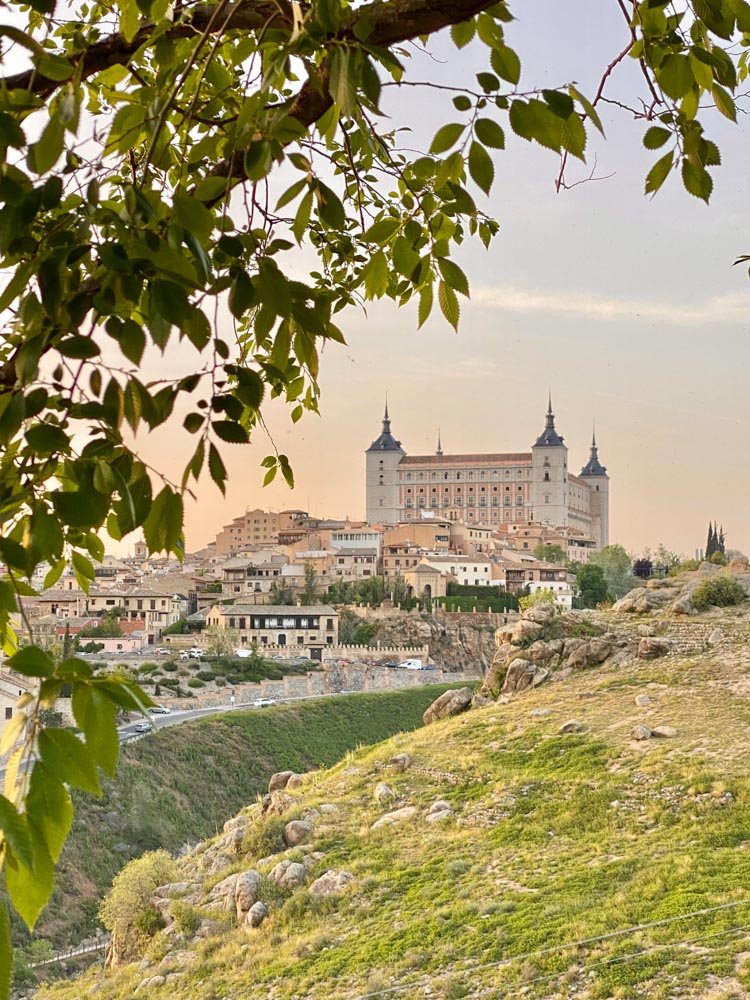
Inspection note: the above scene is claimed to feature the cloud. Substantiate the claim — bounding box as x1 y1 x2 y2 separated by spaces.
472 284 750 325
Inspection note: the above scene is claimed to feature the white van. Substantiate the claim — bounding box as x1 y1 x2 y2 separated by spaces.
400 659 424 670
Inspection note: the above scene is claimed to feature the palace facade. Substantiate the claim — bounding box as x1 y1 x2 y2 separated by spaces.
365 400 609 549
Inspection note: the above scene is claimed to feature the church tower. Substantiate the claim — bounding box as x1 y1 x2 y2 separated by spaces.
365 402 405 524
579 428 609 547
531 396 569 529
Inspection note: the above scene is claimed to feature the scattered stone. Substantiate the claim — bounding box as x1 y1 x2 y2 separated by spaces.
234 870 261 920
523 603 556 625
390 753 413 772
283 820 313 847
286 773 304 790
669 593 695 615
268 771 296 793
265 790 297 816
371 806 417 830
708 628 724 645
631 725 652 741
501 660 549 695
319 803 339 814
471 693 492 709
637 624 656 637
510 619 544 646
374 782 396 804
136 975 166 991
425 800 453 823
268 860 307 888
531 708 551 718
559 719 584 734
527 640 555 663
566 638 612 669
246 901 268 928
651 725 677 739
204 873 239 912
423 687 473 725
634 694 651 708
309 870 354 897
637 637 673 660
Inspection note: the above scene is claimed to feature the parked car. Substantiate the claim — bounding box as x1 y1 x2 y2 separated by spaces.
148 706 171 715
253 698 276 708
134 721 153 733
156 647 171 655
400 659 424 670
383 661 399 669
179 650 201 660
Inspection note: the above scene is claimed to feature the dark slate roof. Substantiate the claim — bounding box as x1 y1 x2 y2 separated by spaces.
367 404 405 454
580 433 608 477
533 399 565 448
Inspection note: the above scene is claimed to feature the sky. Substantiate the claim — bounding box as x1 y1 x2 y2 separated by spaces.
123 1 750 558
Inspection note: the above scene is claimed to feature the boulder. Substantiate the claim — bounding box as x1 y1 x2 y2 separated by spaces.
651 725 677 738
235 870 261 920
423 687 473 725
708 628 723 645
501 659 549 695
631 724 652 741
371 806 417 830
286 773 304 790
511 619 544 646
389 753 413 772
637 637 673 660
204 873 239 912
246 901 268 928
268 771 296 793
559 719 584 734
523 603 556 625
309 870 354 897
531 708 551 718
634 693 651 708
283 820 313 847
527 640 555 663
669 593 694 615
637 624 656 637
566 638 612 669
374 782 396 804
267 860 307 888
266 790 297 816
425 800 452 822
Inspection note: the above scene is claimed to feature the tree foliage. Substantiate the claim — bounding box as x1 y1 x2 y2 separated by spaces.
2 0 750 988
588 544 636 601
575 564 609 608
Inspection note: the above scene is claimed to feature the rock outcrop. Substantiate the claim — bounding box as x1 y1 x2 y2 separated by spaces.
423 686 473 724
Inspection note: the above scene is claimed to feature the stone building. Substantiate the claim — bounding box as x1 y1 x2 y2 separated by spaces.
365 399 609 549
205 604 339 659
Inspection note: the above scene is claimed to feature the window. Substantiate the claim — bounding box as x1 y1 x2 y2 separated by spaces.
326 619 334 630
378 498 384 506
379 475 383 485
297 636 304 644
5 707 11 720
544 472 550 482
379 460 383 470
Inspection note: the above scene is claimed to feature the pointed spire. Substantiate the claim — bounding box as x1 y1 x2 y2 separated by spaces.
592 422 597 449
382 396 391 433
535 393 564 446
547 389 553 417
436 428 443 457
580 421 607 476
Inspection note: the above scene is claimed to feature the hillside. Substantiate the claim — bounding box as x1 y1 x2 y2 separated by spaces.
17 686 455 951
37 592 750 1000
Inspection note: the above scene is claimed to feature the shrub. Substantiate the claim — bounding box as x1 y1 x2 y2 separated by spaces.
135 906 166 936
196 670 216 681
692 576 746 611
137 662 159 675
170 901 201 936
518 588 558 612
99 850 178 957
244 816 287 859
187 678 204 688
163 663 178 673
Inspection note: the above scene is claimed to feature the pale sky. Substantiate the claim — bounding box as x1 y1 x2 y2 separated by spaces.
112 2 750 557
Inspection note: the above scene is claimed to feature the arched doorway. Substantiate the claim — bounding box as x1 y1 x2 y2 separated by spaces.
423 584 432 598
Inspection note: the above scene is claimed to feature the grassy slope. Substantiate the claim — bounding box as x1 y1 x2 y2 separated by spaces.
39 624 750 1000
29 685 455 948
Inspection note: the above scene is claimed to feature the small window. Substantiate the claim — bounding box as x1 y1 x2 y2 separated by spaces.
5 707 12 720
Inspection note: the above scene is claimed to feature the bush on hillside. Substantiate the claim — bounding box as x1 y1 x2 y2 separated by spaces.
99 850 178 956
692 576 746 611
518 589 558 612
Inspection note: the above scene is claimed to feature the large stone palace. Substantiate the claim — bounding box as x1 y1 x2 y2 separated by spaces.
365 399 609 548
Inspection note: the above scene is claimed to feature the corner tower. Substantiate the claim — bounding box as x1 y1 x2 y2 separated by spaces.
579 428 609 547
531 396 569 528
365 401 405 525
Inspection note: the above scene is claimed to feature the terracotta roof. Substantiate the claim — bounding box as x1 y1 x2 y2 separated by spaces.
400 453 532 467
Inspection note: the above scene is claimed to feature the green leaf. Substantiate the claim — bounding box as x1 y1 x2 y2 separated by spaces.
643 126 671 149
644 151 674 195
429 123 465 155
229 271 255 319
119 0 140 42
316 182 345 229
208 443 227 494
193 176 227 202
474 118 505 149
438 259 470 298
451 20 475 48
292 190 313 244
0 795 33 870
569 85 604 136
657 54 694 100
38 728 101 794
681 158 713 202
244 140 273 182
142 486 183 555
173 193 214 243
329 47 356 115
364 217 400 243
712 84 736 121
438 280 460 330
71 551 96 591
57 335 100 359
30 114 64 174
7 646 54 678
490 44 521 85
417 285 433 328
362 250 389 298
26 763 73 863
0 902 11 1000
26 422 69 455
43 558 67 590
560 114 586 161
5 827 54 929
212 420 249 443
72 685 118 777
468 140 494 194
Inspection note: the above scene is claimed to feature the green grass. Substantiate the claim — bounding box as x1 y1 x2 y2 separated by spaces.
16 685 454 951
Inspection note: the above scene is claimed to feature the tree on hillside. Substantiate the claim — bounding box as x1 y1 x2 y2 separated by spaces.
575 564 609 609
706 522 718 558
301 563 318 605
3 0 750 983
533 543 567 565
588 545 636 601
204 625 240 657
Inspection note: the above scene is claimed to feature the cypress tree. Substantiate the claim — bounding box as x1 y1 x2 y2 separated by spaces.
706 522 715 558
719 525 726 555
